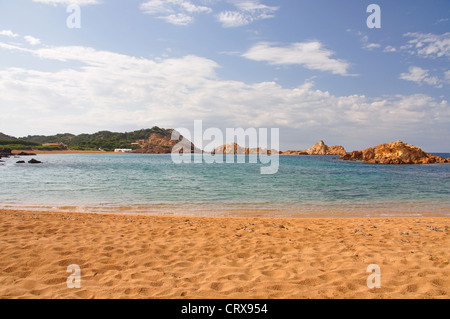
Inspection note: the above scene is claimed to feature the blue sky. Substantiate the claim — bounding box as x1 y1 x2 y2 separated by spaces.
0 0 449 151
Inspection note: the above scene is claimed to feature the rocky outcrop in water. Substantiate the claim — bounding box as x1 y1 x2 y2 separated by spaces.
305 140 328 155
327 145 347 156
339 141 449 164
212 143 278 155
16 152 37 156
0 148 12 158
281 141 346 156
213 143 244 155
280 150 308 155
306 140 347 156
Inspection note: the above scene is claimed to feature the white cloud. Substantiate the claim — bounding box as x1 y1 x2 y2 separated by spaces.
24 35 41 46
159 13 194 26
242 41 353 76
0 38 448 150
360 35 380 51
445 70 450 82
140 0 212 25
383 45 397 53
363 43 381 51
139 0 277 27
31 0 100 5
217 11 250 27
140 0 211 14
402 32 450 58
217 0 278 27
435 18 449 25
0 30 19 38
399 66 442 88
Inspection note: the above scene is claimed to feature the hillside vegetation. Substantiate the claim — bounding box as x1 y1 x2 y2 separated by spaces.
0 127 172 152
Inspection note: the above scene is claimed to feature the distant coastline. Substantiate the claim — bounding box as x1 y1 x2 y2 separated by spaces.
2 128 450 165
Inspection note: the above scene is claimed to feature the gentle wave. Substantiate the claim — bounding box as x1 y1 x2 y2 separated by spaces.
1 153 449 217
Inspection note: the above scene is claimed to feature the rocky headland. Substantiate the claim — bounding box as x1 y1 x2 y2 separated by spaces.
134 130 201 154
339 141 449 164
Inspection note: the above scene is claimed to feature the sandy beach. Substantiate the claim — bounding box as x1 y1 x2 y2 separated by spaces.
0 209 448 299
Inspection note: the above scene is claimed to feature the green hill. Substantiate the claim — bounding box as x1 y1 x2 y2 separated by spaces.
0 132 17 140
22 133 76 145
17 127 172 151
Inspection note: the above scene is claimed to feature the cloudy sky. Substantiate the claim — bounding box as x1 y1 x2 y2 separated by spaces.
0 0 449 151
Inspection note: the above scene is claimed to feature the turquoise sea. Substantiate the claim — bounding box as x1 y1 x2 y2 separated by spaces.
1 154 449 217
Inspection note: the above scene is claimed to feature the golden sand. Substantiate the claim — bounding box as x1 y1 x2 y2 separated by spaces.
0 209 448 299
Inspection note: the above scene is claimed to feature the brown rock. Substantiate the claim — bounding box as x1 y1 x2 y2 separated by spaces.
134 130 201 154
213 143 278 155
339 141 449 164
327 145 347 156
213 143 245 155
306 140 328 155
282 141 346 156
281 150 308 155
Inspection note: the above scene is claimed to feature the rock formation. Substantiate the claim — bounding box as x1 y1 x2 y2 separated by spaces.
339 141 449 164
16 152 37 156
306 140 328 155
281 141 346 156
134 130 201 154
28 158 42 164
279 150 308 155
212 143 278 155
327 145 347 156
288 150 307 155
0 148 12 158
213 143 245 155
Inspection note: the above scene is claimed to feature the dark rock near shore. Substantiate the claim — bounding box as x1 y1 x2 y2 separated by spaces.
0 147 12 158
16 160 26 164
28 158 42 164
16 152 37 156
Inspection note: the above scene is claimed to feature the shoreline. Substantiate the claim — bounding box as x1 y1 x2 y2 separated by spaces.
2 204 449 219
12 150 119 155
0 208 448 299
1 207 449 220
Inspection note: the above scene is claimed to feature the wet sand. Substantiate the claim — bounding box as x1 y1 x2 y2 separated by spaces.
0 209 448 299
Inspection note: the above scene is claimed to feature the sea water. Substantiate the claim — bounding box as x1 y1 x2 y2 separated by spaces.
1 154 449 217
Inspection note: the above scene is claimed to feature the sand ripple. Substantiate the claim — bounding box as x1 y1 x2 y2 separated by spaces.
0 210 448 299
